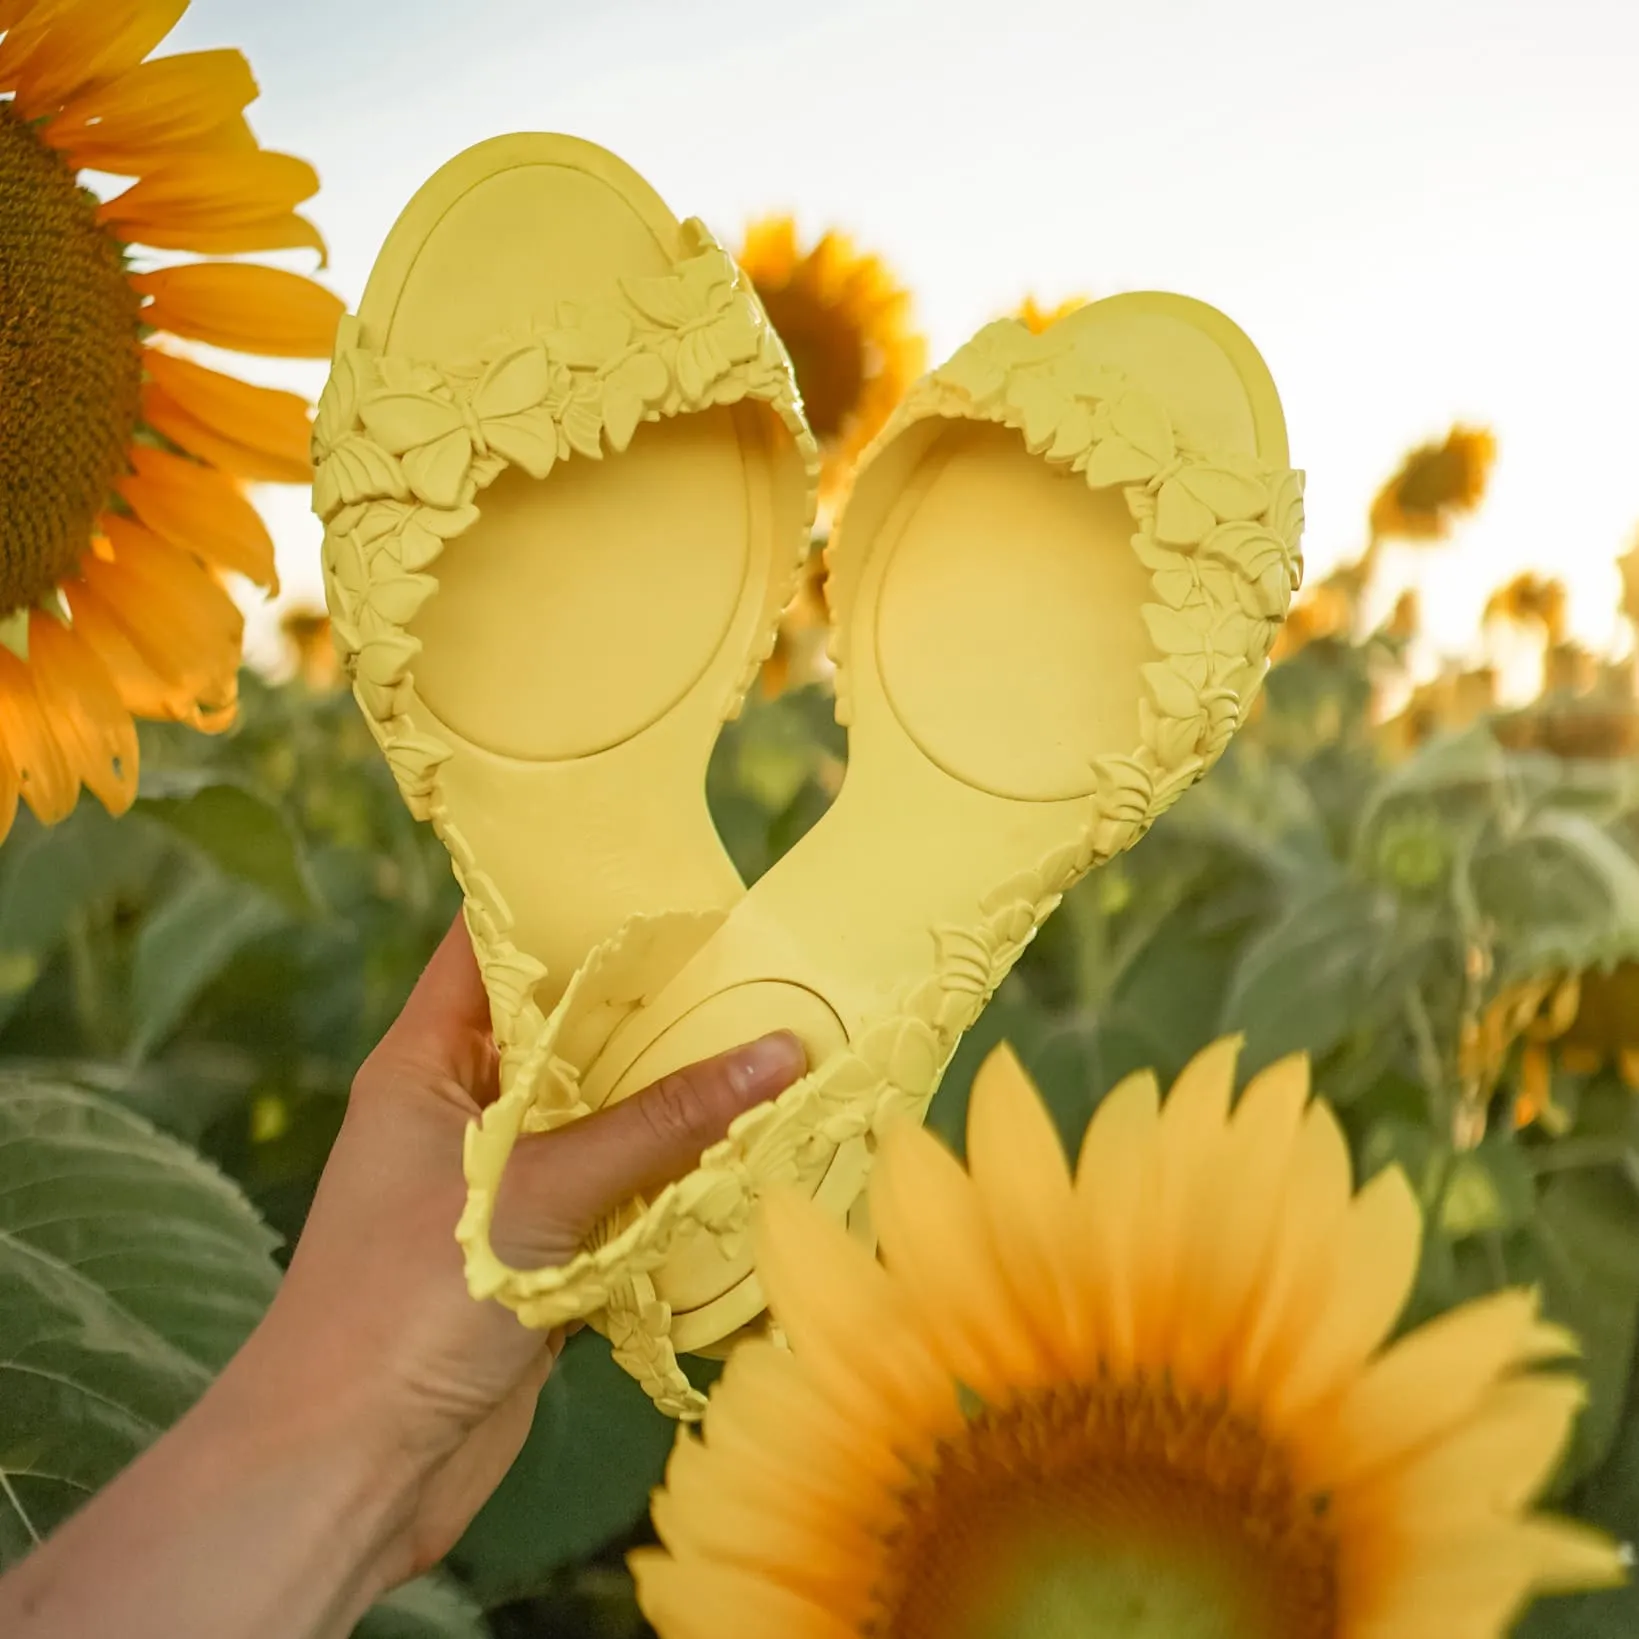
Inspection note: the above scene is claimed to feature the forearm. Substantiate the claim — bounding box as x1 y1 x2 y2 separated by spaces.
0 1343 418 1639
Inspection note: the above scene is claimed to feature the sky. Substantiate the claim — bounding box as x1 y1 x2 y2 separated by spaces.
161 0 1639 684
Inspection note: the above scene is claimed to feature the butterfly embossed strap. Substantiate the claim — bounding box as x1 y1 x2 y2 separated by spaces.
313 219 817 729
310 218 815 526
830 318 1306 768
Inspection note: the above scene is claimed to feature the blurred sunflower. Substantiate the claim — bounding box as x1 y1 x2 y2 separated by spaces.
1369 425 1497 544
0 0 342 843
279 603 340 691
1617 530 1639 631
1268 581 1355 662
760 541 828 698
634 1041 1620 1639
1485 573 1567 645
1378 666 1497 757
1497 967 1639 1131
737 216 925 499
1014 292 1088 333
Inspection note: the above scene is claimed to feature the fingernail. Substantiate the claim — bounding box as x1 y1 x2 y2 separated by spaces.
730 1030 807 1097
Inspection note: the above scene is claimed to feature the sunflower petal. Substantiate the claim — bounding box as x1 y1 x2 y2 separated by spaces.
0 728 18 845
115 448 278 587
0 629 78 823
131 262 344 358
1266 1164 1422 1425
1073 1067 1161 1373
45 47 256 171
630 1551 854 1639
141 350 312 483
1308 1289 1579 1491
78 525 243 707
1353 1518 1625 1638
651 1434 873 1610
754 1189 957 1440
1342 1374 1585 1539
1172 1052 1311 1389
3 0 185 112
122 208 329 261
870 1121 1049 1397
99 148 317 232
62 567 199 722
1139 1035 1240 1366
25 616 138 814
965 1043 1084 1370
1232 1098 1353 1395
701 1338 905 1504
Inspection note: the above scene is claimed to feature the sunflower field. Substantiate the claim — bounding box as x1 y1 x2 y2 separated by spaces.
6 5 1639 1638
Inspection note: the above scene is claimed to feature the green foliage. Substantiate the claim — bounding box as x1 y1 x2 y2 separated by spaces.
453 1332 712 1608
6 624 1639 1635
0 1078 280 1565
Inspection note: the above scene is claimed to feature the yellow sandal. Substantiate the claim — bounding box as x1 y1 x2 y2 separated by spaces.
315 133 817 1025
456 288 1304 1415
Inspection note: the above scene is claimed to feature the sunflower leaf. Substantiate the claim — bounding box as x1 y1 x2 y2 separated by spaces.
0 1076 280 1570
135 771 318 915
127 874 286 1062
1218 878 1405 1076
1532 1168 1639 1490
449 1330 692 1607
353 1574 489 1638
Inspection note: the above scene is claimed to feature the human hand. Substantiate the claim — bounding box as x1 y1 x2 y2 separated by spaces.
220 914 806 1591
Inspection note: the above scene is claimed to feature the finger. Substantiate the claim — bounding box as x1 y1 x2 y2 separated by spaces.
393 914 493 1043
491 1030 806 1266
359 914 500 1107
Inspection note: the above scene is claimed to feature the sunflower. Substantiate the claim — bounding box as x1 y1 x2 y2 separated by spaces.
279 603 340 690
760 539 828 698
1462 975 1582 1133
1378 666 1497 757
1617 530 1639 632
1014 293 1088 334
634 1039 1622 1639
1267 582 1355 662
1369 425 1497 544
0 0 342 844
1497 967 1639 1131
1484 573 1567 645
736 216 925 500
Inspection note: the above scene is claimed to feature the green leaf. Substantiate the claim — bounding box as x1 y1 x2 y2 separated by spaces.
1474 807 1639 988
1440 1139 1537 1240
0 806 167 1029
127 875 285 1061
1218 879 1403 1075
137 771 318 915
1105 892 1260 1084
1532 1169 1639 1487
0 1077 280 1566
354 1575 490 1639
1358 724 1513 821
450 1331 682 1607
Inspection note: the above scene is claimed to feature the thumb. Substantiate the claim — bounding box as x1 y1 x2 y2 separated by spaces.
490 1030 807 1268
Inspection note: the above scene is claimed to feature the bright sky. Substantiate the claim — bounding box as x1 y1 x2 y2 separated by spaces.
164 0 1639 677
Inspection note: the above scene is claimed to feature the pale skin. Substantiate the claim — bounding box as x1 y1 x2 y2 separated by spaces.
0 917 806 1639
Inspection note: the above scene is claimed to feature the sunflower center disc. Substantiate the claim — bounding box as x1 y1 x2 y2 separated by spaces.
870 1378 1338 1639
756 281 867 443
0 102 143 616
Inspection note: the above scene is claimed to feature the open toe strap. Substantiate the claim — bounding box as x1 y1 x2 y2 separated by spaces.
315 218 817 731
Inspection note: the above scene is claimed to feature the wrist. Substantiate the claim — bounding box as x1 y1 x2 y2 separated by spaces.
201 1320 426 1604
